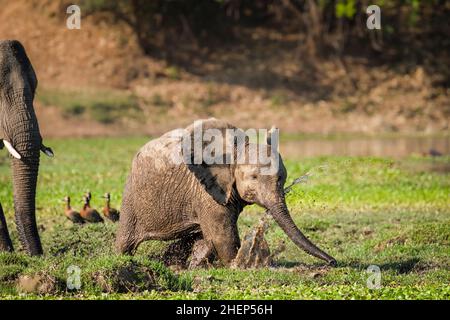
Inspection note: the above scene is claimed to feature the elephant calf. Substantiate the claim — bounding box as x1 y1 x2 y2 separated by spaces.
116 118 336 267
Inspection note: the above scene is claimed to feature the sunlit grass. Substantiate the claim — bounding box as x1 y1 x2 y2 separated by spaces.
0 137 449 299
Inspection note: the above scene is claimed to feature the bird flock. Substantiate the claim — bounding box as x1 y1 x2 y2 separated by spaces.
64 191 120 224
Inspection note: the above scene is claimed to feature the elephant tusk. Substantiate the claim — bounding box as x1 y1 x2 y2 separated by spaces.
3 140 21 159
41 144 54 157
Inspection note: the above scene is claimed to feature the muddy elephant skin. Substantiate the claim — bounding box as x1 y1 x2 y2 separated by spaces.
116 118 336 266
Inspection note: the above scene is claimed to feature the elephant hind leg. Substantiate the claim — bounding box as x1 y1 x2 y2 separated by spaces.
0 202 14 252
115 178 139 254
115 235 137 255
115 212 139 254
115 210 138 254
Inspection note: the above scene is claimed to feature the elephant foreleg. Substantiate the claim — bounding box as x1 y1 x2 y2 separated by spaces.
0 202 14 252
188 238 216 269
199 210 240 265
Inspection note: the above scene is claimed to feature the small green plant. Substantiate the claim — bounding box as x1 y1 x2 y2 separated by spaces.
165 66 180 80
341 100 357 113
201 86 219 109
335 0 356 19
270 93 288 107
150 93 171 108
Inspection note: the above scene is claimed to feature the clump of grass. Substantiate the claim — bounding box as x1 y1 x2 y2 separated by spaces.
270 92 288 107
0 248 191 296
45 223 117 257
0 253 30 282
409 223 449 245
200 85 222 109
149 93 171 108
341 99 357 113
85 255 192 294
165 66 180 80
36 87 141 124
0 216 191 297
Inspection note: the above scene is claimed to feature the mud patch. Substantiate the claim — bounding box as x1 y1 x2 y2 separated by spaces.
232 216 283 269
292 264 332 277
17 273 62 294
188 239 215 269
162 233 200 267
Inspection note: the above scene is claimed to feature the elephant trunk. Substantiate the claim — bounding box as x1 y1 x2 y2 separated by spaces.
11 154 42 255
269 201 336 266
8 96 43 256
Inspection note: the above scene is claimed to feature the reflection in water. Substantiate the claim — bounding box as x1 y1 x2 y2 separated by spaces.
281 136 450 159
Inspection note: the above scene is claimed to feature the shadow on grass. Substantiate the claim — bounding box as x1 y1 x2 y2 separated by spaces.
273 258 425 274
339 258 422 274
272 260 335 269
272 260 302 268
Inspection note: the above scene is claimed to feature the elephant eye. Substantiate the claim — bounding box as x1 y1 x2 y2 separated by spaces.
250 174 258 180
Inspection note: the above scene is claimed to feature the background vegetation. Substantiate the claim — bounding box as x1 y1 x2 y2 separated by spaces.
1 0 448 135
79 0 449 64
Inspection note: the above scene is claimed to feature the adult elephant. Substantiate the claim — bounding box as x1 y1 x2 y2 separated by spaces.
116 118 336 267
0 40 53 255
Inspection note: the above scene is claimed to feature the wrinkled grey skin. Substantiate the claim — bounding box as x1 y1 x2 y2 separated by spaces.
0 40 44 255
116 118 336 266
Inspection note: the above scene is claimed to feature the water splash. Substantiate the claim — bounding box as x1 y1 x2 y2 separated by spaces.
284 165 329 195
232 167 329 269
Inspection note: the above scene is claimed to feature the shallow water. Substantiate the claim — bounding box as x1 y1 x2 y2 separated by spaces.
281 136 450 159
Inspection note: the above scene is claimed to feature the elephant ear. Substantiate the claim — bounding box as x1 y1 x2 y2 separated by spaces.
184 118 241 205
187 163 235 205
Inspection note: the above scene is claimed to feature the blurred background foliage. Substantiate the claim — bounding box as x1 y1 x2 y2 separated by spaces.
76 0 449 63
4 0 446 134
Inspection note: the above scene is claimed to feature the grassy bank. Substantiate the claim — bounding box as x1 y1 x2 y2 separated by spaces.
36 88 141 124
0 137 449 299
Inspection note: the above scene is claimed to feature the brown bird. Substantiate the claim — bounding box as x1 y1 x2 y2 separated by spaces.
80 195 104 223
421 148 444 157
63 196 84 224
102 193 120 222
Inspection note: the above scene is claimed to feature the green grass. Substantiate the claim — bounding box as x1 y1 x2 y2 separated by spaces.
36 87 141 124
0 137 449 299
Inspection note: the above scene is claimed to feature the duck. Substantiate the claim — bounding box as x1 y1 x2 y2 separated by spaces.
80 195 104 223
102 193 120 222
63 196 84 224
